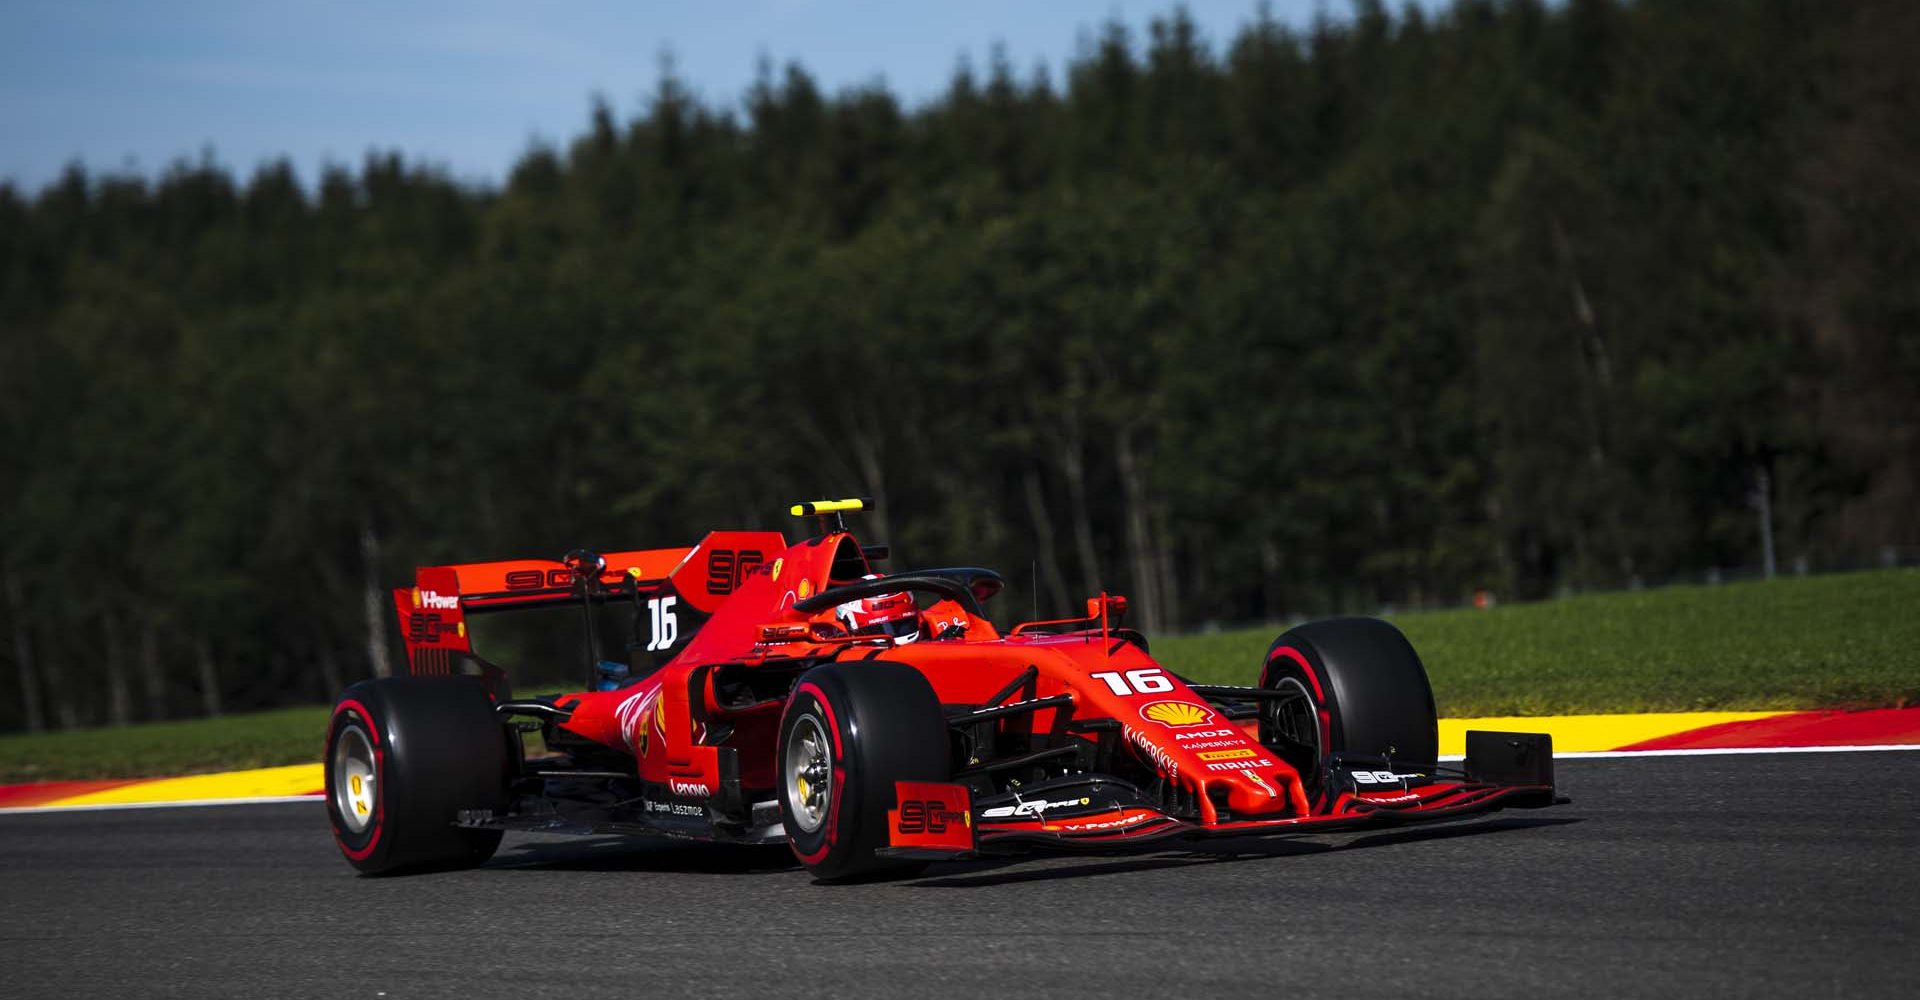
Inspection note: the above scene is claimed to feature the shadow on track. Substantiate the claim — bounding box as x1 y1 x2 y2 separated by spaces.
487 837 800 875
1338 814 1581 852
904 843 1324 888
472 814 1581 885
903 814 1582 889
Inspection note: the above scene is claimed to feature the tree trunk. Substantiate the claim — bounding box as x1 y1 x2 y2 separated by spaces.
846 419 895 554
103 612 132 727
1021 467 1073 617
51 647 80 730
194 636 222 718
1056 419 1102 598
139 617 167 721
1258 539 1280 622
1115 428 1163 634
318 641 345 700
3 569 45 733
361 521 393 679
1153 502 1180 633
1753 460 1777 580
1549 210 1630 582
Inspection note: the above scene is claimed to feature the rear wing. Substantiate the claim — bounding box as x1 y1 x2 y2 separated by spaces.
392 530 787 683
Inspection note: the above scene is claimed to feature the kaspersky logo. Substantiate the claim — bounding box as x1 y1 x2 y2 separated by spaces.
1139 701 1216 728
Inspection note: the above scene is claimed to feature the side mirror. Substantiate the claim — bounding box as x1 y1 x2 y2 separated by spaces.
1086 594 1129 623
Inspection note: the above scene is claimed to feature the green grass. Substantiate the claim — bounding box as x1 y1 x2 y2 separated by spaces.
0 685 580 784
0 705 331 784
1159 567 1920 717
5 568 1916 783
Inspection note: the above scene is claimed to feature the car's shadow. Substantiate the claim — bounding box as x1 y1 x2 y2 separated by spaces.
905 814 1584 887
902 814 1583 887
483 814 1581 884
488 837 799 875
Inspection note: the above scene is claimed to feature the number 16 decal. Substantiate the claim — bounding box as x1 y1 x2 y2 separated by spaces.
1090 668 1175 696
645 596 679 651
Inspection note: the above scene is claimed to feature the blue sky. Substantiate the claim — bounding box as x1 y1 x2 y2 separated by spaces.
2 1 1379 194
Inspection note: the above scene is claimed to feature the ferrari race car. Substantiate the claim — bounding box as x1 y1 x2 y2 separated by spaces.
325 499 1561 880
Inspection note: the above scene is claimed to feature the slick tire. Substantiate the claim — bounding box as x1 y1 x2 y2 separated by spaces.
777 663 949 882
1258 617 1438 794
325 676 510 875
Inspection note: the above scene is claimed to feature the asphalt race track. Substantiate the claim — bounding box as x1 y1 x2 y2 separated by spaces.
2 751 1914 999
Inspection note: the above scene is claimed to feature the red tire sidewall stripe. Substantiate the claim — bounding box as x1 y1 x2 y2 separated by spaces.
793 682 844 757
1267 647 1324 701
1267 646 1332 758
328 698 386 862
788 682 845 866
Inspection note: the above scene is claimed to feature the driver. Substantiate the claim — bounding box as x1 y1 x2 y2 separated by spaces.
833 575 921 644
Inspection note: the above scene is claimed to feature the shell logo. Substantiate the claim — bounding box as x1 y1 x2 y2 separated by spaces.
797 578 813 599
1140 701 1216 728
410 588 422 608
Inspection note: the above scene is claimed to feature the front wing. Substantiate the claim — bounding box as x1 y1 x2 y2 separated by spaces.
881 730 1564 860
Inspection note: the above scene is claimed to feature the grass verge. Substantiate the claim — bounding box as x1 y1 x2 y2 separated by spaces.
0 706 331 784
1160 567 1920 716
4 568 1915 782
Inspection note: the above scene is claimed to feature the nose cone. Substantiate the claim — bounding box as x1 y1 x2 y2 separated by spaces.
1129 718 1308 819
1211 766 1307 818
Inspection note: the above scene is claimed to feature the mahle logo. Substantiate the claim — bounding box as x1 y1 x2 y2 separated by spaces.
1139 701 1215 728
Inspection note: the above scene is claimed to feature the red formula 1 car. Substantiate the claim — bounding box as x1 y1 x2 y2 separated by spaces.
325 500 1561 879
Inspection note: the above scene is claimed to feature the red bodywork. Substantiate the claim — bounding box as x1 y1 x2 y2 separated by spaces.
393 526 1555 858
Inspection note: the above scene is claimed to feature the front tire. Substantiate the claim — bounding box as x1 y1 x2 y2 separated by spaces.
777 663 949 881
1257 617 1438 797
325 677 510 875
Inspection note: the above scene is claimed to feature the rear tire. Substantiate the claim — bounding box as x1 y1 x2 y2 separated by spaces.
325 677 510 875
1257 617 1438 796
777 663 949 882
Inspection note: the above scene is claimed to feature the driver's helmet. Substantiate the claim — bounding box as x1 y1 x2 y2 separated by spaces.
834 575 920 644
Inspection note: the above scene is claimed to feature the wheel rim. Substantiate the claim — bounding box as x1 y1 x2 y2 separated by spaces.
1264 675 1322 779
332 723 378 835
784 713 833 834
